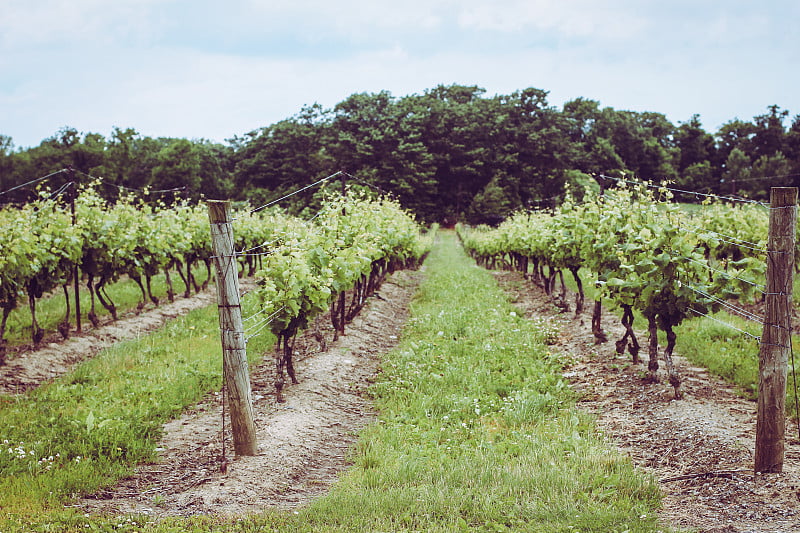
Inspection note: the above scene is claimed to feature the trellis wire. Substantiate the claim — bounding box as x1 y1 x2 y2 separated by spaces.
688 308 762 342
684 283 763 324
44 181 75 202
722 171 800 183
74 170 189 195
238 237 282 256
680 254 765 292
0 168 68 197
249 171 342 214
596 173 768 206
678 223 768 254
341 172 390 195
244 306 287 342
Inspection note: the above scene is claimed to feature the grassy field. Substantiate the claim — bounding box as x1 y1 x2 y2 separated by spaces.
0 233 666 532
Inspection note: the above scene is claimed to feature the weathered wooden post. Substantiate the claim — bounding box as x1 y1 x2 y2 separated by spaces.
755 187 797 473
207 200 258 456
66 167 81 333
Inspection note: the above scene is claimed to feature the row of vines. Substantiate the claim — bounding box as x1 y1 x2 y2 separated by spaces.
243 192 432 400
0 181 431 377
0 184 222 359
458 183 770 399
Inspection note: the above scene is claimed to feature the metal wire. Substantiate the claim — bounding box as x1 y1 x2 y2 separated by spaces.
0 168 68 197
680 254 764 292
597 173 767 206
684 284 763 324
688 308 762 342
249 171 342 214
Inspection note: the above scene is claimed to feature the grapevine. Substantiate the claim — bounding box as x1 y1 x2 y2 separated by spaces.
459 182 767 398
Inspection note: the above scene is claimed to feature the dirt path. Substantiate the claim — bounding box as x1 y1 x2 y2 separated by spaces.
80 269 422 517
493 270 800 533
0 289 219 395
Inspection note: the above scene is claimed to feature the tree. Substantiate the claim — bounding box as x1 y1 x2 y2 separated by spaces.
716 119 757 169
674 114 714 174
233 104 333 212
150 139 202 193
752 105 788 160
748 152 792 199
0 135 14 195
722 147 751 195
467 172 520 224
417 85 492 220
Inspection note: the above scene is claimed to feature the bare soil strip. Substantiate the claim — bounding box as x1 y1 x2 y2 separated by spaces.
492 270 800 533
80 269 423 518
0 290 218 395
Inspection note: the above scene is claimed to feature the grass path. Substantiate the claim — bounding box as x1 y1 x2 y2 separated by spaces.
243 232 665 532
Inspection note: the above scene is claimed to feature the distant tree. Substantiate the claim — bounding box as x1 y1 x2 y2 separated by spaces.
682 161 714 192
716 119 757 170
674 114 715 174
150 139 202 194
493 88 575 207
416 84 492 220
0 135 13 194
722 147 751 195
233 104 333 212
787 114 800 181
752 105 788 160
747 152 793 199
467 172 519 224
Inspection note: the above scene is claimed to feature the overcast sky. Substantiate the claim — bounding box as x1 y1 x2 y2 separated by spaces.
2 0 798 149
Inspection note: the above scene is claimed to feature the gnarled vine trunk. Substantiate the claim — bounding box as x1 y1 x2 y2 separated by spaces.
615 304 640 363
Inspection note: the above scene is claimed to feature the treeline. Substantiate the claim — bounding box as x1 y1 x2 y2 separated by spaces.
2 84 799 222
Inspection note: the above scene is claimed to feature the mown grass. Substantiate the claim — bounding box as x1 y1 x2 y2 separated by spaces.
2 265 212 349
0 232 667 532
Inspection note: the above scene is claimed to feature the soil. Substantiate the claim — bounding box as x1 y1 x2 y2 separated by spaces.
492 270 800 533
78 269 423 517
5 259 800 531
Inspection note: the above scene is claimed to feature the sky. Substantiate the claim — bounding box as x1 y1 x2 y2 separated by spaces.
1 0 798 149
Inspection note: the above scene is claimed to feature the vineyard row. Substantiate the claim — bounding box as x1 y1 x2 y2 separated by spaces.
458 183 775 399
0 184 432 369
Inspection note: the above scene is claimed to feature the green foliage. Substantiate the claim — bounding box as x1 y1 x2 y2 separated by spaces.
0 185 291 346
254 192 429 337
2 92 798 219
0 232 665 532
459 183 767 354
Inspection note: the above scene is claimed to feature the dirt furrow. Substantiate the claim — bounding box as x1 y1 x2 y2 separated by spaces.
80 269 422 517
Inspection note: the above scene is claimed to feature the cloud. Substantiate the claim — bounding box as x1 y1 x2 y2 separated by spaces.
0 0 164 48
1 0 798 147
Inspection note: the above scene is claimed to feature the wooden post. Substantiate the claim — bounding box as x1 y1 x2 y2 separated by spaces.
207 200 258 456
66 167 81 333
755 187 797 473
338 173 347 336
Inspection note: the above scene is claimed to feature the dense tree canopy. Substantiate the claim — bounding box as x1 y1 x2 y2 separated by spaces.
2 84 799 222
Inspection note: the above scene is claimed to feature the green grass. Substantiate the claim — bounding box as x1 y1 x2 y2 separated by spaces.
0 233 666 532
2 264 212 350
0 288 273 526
